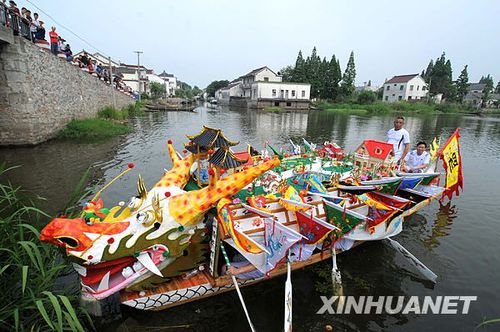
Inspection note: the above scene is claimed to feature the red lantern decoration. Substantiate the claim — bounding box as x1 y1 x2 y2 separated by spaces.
165 191 171 197
167 139 173 144
182 149 188 154
208 169 215 176
127 163 135 169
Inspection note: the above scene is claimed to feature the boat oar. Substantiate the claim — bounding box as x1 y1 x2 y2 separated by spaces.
220 243 256 332
385 237 437 283
284 251 293 332
331 248 344 298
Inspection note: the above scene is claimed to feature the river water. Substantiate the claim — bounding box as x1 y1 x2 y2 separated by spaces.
1 106 499 331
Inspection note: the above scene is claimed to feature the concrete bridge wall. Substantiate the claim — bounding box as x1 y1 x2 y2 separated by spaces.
0 33 133 145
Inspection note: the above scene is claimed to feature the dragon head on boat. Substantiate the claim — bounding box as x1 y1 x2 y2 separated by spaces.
39 141 280 299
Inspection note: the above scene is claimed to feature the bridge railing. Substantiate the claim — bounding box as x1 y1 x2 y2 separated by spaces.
0 3 7 27
0 3 32 41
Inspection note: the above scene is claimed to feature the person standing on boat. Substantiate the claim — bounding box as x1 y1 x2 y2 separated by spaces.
402 142 430 173
387 116 410 164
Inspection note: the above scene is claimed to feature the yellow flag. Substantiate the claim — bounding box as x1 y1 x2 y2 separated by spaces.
429 137 439 159
439 129 463 199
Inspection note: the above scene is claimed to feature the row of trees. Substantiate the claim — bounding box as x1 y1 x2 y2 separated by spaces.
281 47 356 100
422 52 498 105
206 80 230 97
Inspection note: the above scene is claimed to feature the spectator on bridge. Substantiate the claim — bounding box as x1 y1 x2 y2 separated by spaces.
48 26 59 55
9 1 19 15
95 63 103 78
25 10 32 23
35 20 45 40
62 44 73 62
30 12 40 41
20 6 26 18
79 52 90 67
8 1 20 34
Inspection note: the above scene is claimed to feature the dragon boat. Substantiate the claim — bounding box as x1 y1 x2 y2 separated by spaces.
38 127 463 317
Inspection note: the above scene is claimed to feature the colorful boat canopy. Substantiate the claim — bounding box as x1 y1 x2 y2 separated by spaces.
323 199 366 241
187 125 239 148
208 147 248 169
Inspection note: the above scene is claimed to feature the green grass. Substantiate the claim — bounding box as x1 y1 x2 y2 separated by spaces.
264 106 284 113
56 119 132 142
0 163 93 331
56 101 148 142
316 100 474 114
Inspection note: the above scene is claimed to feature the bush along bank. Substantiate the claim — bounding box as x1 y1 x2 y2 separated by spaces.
315 99 476 114
57 101 147 142
0 164 93 331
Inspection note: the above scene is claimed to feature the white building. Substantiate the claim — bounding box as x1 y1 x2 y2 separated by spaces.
215 81 243 104
158 71 178 97
383 74 428 102
250 82 310 101
215 66 311 109
115 64 150 95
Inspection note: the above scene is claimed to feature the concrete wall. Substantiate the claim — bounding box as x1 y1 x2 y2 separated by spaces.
0 35 133 145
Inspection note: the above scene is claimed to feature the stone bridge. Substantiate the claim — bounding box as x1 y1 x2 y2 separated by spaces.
0 22 133 145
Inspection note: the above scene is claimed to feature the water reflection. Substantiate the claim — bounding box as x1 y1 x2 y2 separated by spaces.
423 202 458 249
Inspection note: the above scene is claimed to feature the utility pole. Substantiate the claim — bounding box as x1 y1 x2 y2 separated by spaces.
134 50 143 100
109 56 116 108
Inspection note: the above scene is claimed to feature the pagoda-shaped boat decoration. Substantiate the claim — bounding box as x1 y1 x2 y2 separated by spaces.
186 126 248 186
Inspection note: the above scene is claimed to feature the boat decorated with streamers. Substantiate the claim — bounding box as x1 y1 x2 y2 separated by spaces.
39 126 463 329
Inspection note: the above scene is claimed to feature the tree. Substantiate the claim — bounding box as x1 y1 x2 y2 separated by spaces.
308 47 322 98
294 50 306 82
357 90 377 104
423 60 434 82
150 82 166 100
340 51 356 98
281 65 295 82
427 52 453 99
192 86 202 96
456 65 469 103
479 74 494 107
495 81 500 94
205 80 229 97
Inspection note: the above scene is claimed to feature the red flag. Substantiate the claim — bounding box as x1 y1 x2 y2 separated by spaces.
295 211 336 244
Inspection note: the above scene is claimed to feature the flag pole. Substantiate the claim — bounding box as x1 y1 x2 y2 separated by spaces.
284 250 293 332
220 242 256 332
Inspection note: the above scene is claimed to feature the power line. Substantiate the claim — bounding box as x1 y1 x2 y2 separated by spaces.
25 0 110 57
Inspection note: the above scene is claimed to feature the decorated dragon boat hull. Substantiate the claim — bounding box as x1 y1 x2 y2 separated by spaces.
38 127 463 314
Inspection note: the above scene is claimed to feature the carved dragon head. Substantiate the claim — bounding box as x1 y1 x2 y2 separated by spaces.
40 141 280 299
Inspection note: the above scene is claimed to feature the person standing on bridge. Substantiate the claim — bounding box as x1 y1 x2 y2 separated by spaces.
49 26 59 55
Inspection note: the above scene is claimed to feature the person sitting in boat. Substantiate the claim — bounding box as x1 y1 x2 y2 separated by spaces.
223 253 263 280
402 141 430 173
387 116 410 164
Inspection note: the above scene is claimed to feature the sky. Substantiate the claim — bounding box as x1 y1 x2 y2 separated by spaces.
21 0 499 88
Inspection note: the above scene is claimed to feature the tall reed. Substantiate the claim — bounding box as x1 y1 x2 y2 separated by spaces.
0 164 93 331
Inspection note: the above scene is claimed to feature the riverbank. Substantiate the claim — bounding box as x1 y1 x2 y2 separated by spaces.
56 102 146 142
314 100 498 114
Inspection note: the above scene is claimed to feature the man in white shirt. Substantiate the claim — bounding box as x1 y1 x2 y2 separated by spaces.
387 116 410 163
403 142 431 173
